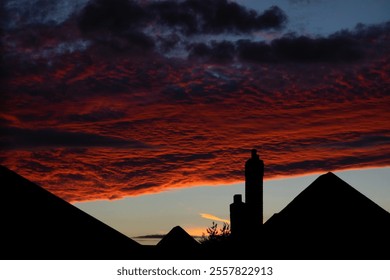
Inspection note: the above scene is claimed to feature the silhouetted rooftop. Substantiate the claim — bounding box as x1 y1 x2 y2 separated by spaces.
157 226 200 248
2 164 389 260
0 165 143 260
262 172 390 259
265 171 390 228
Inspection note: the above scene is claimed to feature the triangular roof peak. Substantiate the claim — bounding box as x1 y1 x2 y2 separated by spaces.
157 225 199 248
265 171 390 229
0 165 142 259
318 171 342 180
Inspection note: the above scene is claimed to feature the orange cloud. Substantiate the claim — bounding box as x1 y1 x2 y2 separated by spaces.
1 22 390 202
200 213 230 224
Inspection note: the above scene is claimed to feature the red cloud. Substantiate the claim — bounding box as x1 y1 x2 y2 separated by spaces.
1 23 390 202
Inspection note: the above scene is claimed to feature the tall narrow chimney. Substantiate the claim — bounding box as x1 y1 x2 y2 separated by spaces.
230 149 264 242
245 149 264 229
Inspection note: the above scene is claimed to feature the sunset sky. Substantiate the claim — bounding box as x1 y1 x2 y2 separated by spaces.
1 0 390 238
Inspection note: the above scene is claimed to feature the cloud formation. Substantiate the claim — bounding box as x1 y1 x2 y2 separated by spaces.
188 25 384 63
0 127 150 149
1 1 390 202
3 0 288 61
200 213 230 224
74 0 287 56
78 0 287 35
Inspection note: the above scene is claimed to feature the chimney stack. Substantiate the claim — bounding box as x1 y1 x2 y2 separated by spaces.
230 149 264 241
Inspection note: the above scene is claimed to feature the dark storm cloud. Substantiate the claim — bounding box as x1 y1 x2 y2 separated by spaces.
6 0 389 65
188 41 236 63
268 32 362 62
149 1 287 35
6 0 374 63
74 1 386 63
78 0 147 34
73 0 288 56
0 127 150 149
2 0 88 29
78 0 287 36
235 40 274 62
188 27 371 63
78 0 154 52
90 30 155 53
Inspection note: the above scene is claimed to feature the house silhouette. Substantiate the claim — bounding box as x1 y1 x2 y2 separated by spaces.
230 150 390 259
155 225 200 258
262 172 390 259
0 165 144 260
157 226 200 248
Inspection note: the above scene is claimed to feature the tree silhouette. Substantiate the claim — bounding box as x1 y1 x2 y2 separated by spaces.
200 222 231 245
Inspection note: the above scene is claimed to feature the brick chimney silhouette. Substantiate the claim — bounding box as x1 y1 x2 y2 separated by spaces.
245 149 264 229
230 149 264 241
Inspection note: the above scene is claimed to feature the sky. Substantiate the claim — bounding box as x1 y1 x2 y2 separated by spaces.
1 0 390 238
74 167 390 238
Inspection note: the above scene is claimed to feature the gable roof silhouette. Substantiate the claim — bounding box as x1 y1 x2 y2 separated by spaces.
0 165 144 260
262 172 390 259
157 226 199 248
154 226 201 259
265 172 390 228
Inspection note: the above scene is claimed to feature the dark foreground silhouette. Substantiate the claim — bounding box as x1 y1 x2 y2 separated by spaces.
261 172 390 259
0 165 144 260
1 164 389 260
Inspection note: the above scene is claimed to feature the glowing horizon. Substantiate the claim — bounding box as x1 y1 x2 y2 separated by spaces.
72 166 390 239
